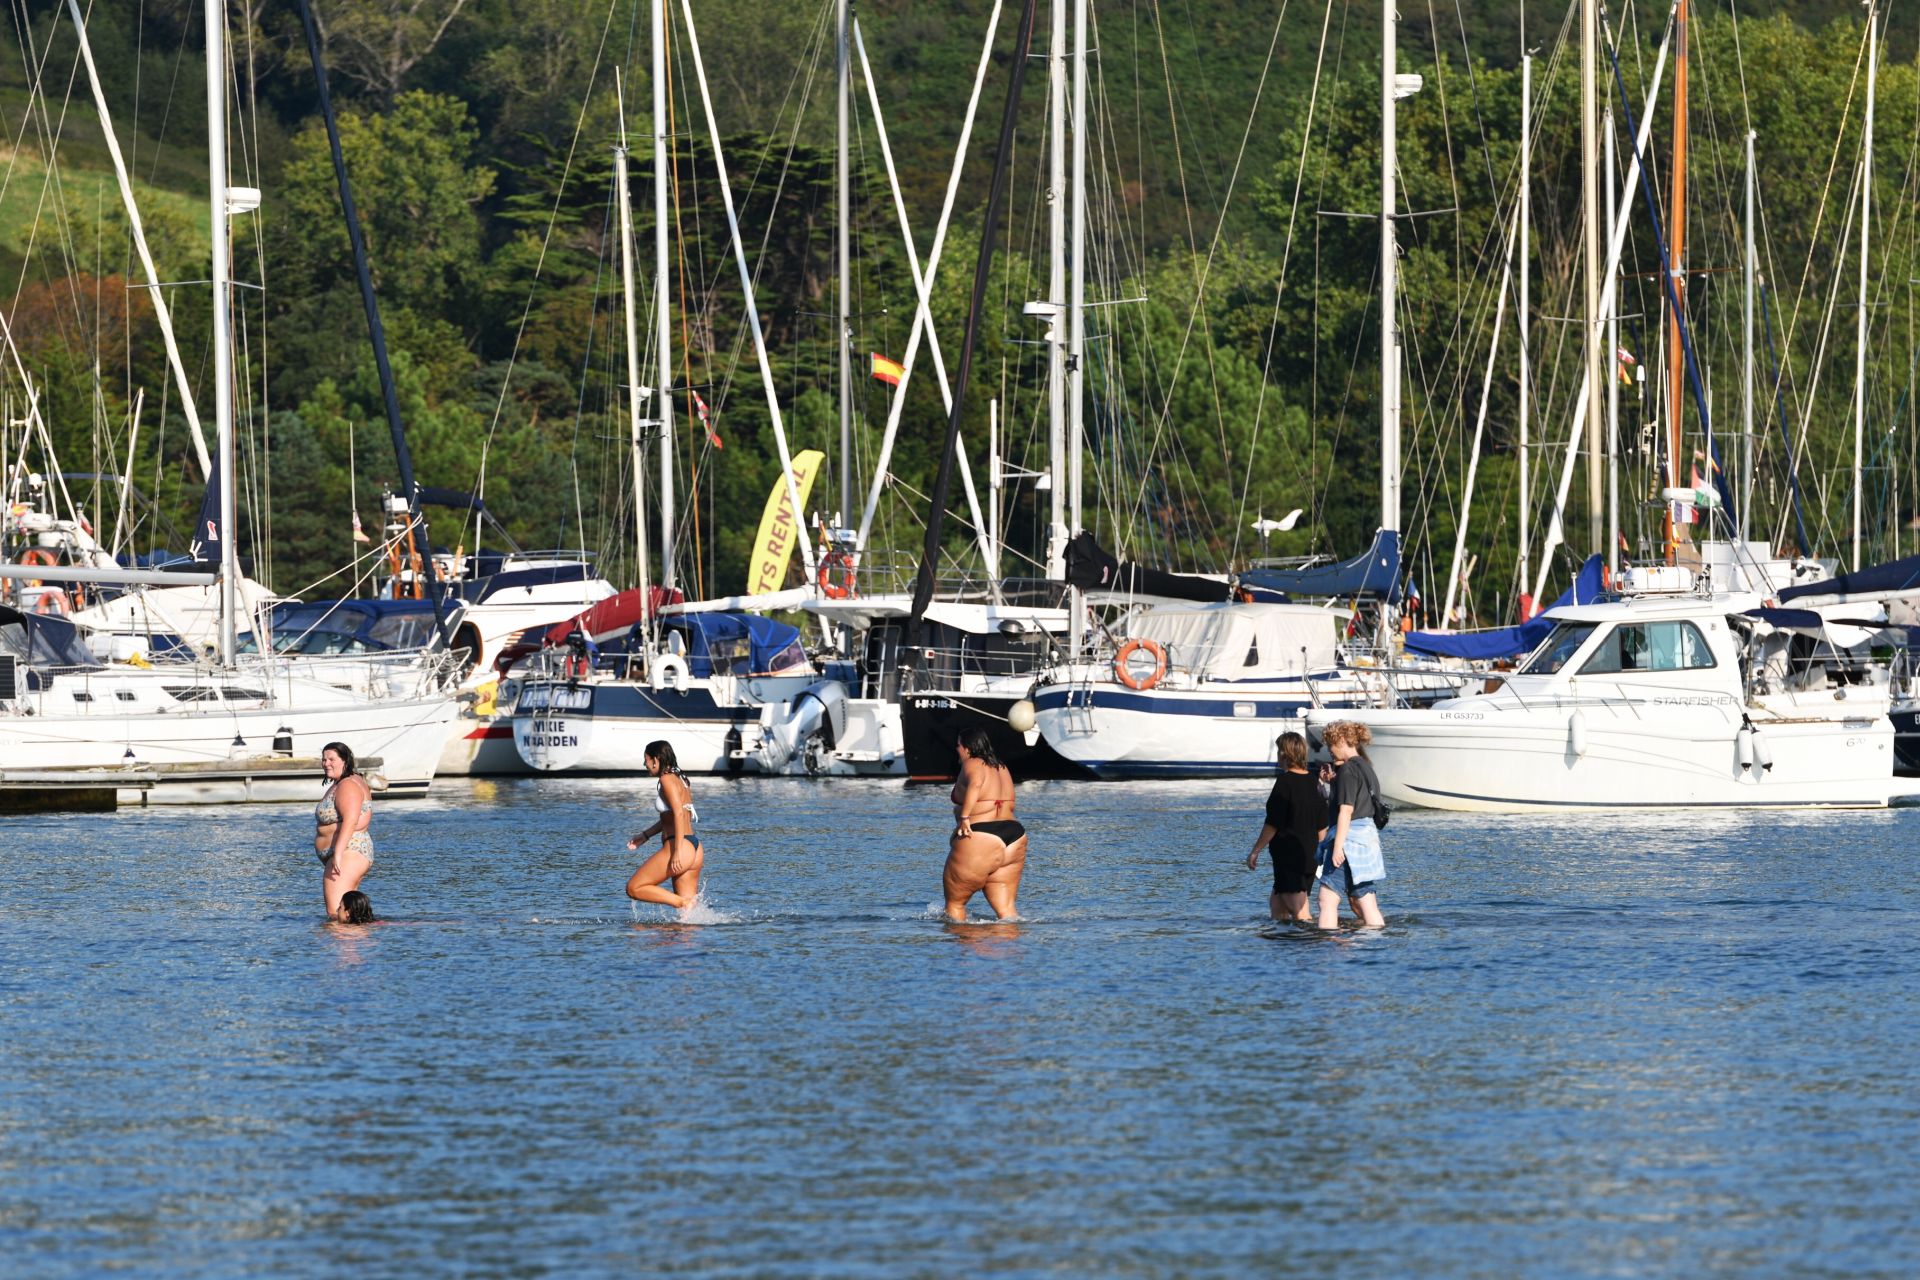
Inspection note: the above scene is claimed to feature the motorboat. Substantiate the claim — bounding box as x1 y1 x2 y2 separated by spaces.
1311 562 1901 812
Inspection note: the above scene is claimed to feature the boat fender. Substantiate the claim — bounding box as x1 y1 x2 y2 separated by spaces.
1114 638 1168 691
1568 708 1587 759
1749 724 1775 773
652 653 690 692
1735 725 1755 772
1008 699 1037 733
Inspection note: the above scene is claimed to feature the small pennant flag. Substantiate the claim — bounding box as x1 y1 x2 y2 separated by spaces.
1691 448 1720 475
692 389 722 450
351 507 371 544
870 352 904 387
1616 345 1637 387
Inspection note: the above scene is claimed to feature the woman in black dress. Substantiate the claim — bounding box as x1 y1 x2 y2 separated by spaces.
1246 731 1325 921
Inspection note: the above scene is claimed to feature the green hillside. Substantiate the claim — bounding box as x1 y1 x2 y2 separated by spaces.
2 2 1915 617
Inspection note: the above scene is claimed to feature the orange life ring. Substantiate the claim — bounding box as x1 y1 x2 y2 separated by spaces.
19 547 57 588
33 588 70 616
816 555 856 600
1114 637 1167 691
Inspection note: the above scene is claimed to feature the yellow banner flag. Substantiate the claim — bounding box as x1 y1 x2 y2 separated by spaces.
746 449 824 595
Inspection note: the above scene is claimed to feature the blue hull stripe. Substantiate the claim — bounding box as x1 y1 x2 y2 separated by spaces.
1076 761 1282 778
522 683 760 725
1031 688 1360 718
1405 783 1883 809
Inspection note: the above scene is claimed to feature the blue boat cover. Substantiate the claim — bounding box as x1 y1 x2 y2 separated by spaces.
0 605 101 669
1742 607 1825 631
249 599 446 655
651 612 807 677
1778 553 1920 605
1404 555 1606 660
1237 529 1402 602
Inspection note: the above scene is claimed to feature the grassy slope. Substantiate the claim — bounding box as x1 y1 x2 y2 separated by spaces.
0 84 209 292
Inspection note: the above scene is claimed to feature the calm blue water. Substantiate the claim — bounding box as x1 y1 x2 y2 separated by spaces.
3 777 1918 1277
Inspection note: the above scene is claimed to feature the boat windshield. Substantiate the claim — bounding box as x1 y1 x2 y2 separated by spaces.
1519 622 1597 675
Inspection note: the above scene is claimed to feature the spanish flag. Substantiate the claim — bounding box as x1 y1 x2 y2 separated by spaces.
870 352 904 387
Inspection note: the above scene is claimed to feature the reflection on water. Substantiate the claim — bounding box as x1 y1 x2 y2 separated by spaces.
3 777 1917 1275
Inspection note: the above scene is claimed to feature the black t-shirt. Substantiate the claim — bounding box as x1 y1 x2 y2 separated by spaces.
1332 757 1379 823
1265 770 1326 862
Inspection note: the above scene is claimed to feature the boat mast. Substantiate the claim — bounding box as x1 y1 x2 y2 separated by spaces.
1664 0 1688 563
654 0 676 592
837 0 852 532
1582 0 1603 559
1067 0 1087 649
1519 50 1531 606
1044 0 1068 580
1855 1 1876 568
1743 127 1755 545
206 0 237 666
1606 105 1619 575
1380 0 1401 542
615 75 654 618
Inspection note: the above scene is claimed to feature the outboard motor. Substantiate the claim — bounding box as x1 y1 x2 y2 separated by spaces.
757 679 850 774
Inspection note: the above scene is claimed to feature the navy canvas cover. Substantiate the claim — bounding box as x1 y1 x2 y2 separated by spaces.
1778 553 1920 605
1403 555 1606 660
1237 529 1403 602
654 612 806 677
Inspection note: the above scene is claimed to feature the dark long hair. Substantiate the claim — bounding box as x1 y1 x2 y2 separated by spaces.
644 740 685 782
957 727 1003 769
340 891 374 924
322 741 357 777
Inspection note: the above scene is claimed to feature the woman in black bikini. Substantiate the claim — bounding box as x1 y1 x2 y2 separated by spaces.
944 727 1026 921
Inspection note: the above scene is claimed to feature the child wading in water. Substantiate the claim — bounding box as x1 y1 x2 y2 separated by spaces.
1316 721 1388 929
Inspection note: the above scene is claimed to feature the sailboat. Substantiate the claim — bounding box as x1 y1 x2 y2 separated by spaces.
0 1 460 803
1009 0 1419 780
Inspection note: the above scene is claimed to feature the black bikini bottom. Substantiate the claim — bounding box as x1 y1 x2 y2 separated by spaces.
970 820 1026 845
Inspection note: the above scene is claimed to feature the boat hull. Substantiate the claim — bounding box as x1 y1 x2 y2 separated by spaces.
901 689 1091 782
1032 681 1373 778
513 681 757 774
1328 704 1897 812
1894 705 1920 777
0 696 458 803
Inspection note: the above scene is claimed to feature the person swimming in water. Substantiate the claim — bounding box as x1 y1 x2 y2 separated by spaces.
338 891 375 924
943 727 1026 921
626 740 703 910
315 742 374 922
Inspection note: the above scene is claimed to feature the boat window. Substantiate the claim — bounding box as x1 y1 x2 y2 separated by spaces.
1519 622 1596 674
1580 621 1716 674
765 639 808 673
1245 640 1260 667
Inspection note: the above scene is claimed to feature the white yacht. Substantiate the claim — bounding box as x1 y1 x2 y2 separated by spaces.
1312 563 1900 812
0 604 458 803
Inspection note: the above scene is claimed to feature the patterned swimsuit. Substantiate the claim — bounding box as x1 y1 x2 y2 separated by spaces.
316 783 374 865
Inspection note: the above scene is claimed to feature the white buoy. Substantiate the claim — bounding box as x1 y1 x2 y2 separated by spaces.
1568 708 1588 758
1735 726 1755 772
1750 726 1775 772
1008 699 1037 733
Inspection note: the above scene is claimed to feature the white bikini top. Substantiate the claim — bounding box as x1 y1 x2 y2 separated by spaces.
656 781 697 827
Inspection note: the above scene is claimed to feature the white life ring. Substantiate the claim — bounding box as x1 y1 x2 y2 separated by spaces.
651 652 690 692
